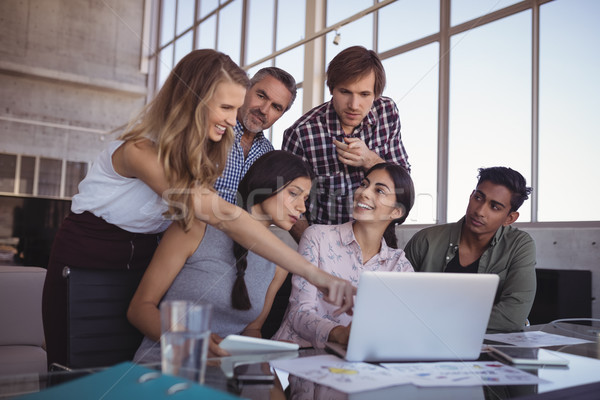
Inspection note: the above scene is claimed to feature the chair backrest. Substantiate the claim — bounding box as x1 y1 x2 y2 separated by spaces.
64 266 144 368
528 268 592 325
261 273 292 339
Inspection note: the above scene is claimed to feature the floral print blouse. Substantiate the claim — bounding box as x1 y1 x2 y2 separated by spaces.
272 221 414 348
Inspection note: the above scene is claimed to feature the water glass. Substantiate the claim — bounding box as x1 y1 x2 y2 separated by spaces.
160 300 213 384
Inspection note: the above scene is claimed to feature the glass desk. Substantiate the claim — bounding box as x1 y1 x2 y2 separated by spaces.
1 321 598 399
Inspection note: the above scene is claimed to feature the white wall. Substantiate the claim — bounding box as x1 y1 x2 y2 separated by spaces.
0 0 147 162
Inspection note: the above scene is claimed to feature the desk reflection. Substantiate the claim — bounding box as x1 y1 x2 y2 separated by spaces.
285 374 507 400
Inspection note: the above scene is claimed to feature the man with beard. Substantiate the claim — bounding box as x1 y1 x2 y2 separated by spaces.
215 67 297 204
404 167 536 333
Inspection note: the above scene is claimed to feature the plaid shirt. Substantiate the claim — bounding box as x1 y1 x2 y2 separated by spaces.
214 121 274 204
282 96 410 225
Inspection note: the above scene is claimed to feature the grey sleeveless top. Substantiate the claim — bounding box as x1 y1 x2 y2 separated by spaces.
134 225 276 363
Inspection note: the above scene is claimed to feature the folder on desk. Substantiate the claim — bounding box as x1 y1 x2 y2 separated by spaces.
16 362 239 400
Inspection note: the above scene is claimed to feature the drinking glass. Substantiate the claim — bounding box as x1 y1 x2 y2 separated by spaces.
160 300 213 384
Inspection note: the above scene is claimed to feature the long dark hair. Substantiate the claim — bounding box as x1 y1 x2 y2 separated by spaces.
231 151 313 310
363 163 414 249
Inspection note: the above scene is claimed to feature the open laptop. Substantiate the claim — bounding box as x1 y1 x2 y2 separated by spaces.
325 271 499 362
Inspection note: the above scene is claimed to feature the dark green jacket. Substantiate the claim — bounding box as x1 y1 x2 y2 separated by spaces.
404 217 537 333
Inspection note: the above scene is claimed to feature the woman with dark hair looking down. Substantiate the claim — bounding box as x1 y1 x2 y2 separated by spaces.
129 151 315 361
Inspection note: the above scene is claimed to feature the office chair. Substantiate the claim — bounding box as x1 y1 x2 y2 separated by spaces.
261 273 292 339
63 266 145 368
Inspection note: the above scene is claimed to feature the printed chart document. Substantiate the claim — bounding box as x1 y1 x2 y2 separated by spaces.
485 331 593 347
381 361 547 387
271 355 546 394
271 354 409 394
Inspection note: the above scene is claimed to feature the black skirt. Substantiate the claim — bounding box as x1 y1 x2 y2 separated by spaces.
42 211 162 367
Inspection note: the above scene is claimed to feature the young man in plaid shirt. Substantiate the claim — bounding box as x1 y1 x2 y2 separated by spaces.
215 67 297 204
282 46 410 241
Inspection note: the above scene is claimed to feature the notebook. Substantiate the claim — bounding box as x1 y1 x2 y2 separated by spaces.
219 334 299 355
325 271 499 362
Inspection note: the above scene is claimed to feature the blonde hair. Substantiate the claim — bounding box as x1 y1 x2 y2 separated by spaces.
120 49 250 231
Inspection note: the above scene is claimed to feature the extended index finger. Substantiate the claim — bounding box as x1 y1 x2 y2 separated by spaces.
344 137 362 146
332 281 356 316
333 139 348 150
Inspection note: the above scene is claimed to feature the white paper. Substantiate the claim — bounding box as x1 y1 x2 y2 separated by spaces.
381 361 546 387
271 354 410 393
485 331 593 347
271 355 546 393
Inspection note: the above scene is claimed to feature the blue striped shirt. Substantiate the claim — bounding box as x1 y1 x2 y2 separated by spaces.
214 121 274 204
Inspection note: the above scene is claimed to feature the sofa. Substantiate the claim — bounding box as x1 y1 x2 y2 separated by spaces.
0 266 47 375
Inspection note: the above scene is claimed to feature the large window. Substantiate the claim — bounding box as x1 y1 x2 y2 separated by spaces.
379 0 439 51
325 0 374 67
383 44 439 225
152 0 600 224
451 0 521 26
448 12 532 222
0 153 87 199
538 0 600 221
